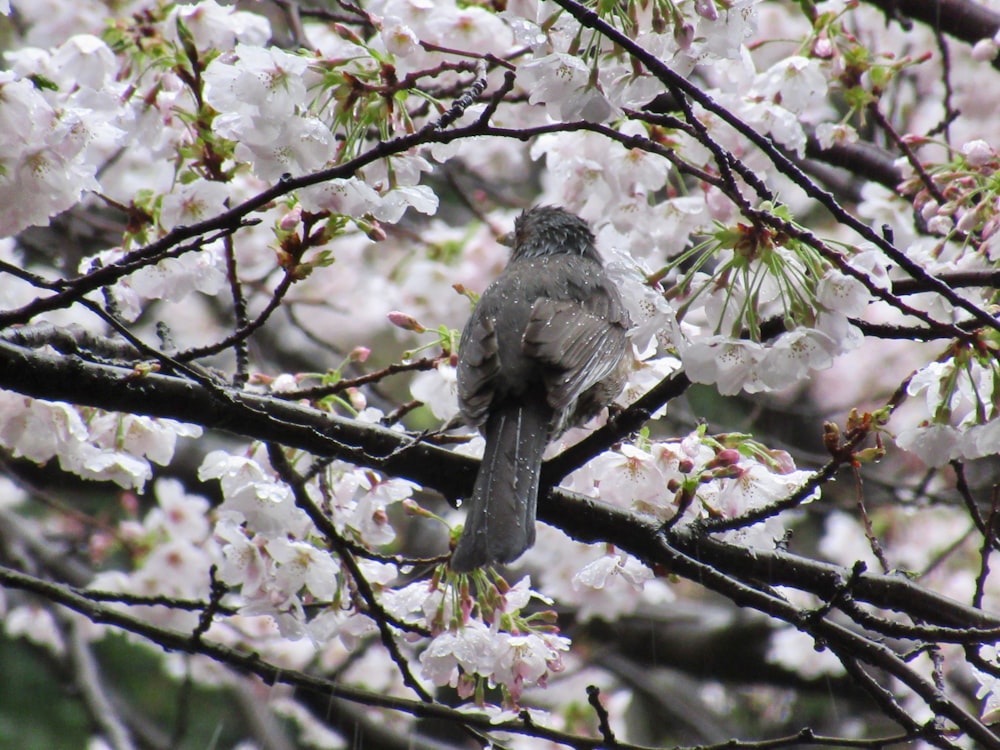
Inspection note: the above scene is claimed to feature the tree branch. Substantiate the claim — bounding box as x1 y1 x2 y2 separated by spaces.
2 338 996 637
0 564 698 750
863 0 1000 50
550 0 1000 337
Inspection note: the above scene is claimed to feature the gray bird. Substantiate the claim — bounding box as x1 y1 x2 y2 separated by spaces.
452 206 631 571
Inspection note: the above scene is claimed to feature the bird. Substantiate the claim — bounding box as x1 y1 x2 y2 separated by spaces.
451 206 631 571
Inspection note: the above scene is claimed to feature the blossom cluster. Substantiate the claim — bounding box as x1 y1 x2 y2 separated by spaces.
0 393 200 490
565 426 814 543
2 0 1000 747
387 573 570 706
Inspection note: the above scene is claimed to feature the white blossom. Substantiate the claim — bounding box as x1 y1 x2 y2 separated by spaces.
164 0 271 51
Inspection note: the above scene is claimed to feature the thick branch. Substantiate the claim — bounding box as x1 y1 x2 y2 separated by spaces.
864 0 1000 47
804 137 903 189
1 338 996 634
0 564 689 750
0 337 478 502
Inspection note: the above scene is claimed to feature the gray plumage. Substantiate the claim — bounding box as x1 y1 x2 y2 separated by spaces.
451 206 631 571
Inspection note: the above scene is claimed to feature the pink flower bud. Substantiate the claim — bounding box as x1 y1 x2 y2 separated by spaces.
387 311 426 332
813 37 834 59
900 133 929 147
919 199 939 221
365 221 387 241
956 209 979 234
972 38 999 63
279 205 302 231
962 139 994 167
708 448 741 468
694 0 718 21
349 346 371 363
981 215 1000 240
347 387 366 411
927 215 953 235
88 532 115 564
767 449 796 474
120 491 139 516
674 21 694 50
402 498 428 516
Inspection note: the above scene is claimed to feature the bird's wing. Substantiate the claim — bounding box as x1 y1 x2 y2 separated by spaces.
522 296 628 413
456 312 500 425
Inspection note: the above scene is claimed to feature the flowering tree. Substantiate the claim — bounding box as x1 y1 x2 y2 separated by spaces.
2 0 1000 747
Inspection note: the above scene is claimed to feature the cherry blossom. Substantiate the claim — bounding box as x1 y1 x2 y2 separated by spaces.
163 0 271 51
2 0 1000 747
199 450 311 536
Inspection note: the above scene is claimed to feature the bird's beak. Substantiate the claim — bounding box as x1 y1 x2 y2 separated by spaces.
499 230 515 248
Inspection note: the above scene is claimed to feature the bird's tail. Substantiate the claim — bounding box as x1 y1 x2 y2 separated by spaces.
450 400 550 572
